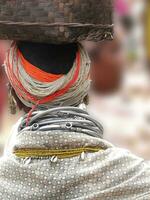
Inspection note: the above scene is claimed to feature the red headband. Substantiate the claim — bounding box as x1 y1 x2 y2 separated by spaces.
17 49 63 83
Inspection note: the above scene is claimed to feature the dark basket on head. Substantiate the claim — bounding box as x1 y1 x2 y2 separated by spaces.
0 0 113 43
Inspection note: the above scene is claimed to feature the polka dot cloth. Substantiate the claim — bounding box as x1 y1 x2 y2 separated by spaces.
0 124 150 199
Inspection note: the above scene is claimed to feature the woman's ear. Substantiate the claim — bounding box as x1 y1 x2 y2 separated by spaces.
9 85 30 114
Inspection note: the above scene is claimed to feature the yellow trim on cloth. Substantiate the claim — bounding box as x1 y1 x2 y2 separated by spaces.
13 147 103 159
145 1 150 61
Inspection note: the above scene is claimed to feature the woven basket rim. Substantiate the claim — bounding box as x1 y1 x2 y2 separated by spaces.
0 21 114 28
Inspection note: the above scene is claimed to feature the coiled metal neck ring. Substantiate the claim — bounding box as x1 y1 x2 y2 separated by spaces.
19 106 103 139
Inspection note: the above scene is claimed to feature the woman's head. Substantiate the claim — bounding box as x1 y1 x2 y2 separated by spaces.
5 41 91 112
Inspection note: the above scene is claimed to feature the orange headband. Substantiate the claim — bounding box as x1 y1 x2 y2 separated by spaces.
17 49 63 83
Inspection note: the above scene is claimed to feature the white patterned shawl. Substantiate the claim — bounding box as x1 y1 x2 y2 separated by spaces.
0 121 150 200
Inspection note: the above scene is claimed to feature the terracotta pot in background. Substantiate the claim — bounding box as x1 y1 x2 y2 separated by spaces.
90 40 124 94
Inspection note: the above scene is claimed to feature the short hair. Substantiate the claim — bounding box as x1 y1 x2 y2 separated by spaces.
17 41 78 75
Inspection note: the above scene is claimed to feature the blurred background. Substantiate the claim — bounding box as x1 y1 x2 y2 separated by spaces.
1 0 150 160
